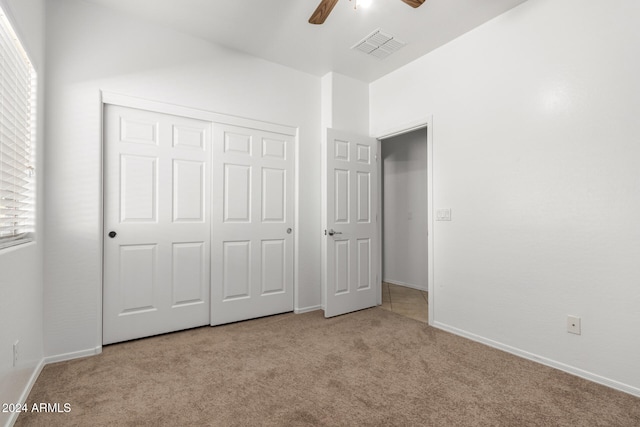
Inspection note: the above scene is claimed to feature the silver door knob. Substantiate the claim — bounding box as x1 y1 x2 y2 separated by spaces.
327 229 342 236
287 228 292 234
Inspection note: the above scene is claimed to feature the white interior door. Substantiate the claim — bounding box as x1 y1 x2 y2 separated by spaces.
211 123 294 325
103 105 211 345
323 128 378 317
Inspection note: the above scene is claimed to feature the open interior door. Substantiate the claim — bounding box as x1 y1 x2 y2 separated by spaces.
323 128 378 317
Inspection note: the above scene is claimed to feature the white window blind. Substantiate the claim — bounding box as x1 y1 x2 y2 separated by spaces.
0 9 36 249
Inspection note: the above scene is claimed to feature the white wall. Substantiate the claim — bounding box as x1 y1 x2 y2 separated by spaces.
0 0 45 425
44 0 321 358
371 0 640 394
321 72 369 135
382 129 428 290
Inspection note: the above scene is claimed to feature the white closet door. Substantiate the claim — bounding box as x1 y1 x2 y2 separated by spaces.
211 123 294 325
103 105 211 344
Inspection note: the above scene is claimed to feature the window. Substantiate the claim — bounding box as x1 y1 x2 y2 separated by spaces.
0 7 36 250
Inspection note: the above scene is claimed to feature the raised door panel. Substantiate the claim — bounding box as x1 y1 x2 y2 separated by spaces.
335 139 349 161
356 144 371 164
262 138 286 159
357 238 371 290
334 169 350 224
172 242 206 307
120 155 157 222
357 172 371 223
119 244 157 314
261 240 286 295
173 160 204 222
223 241 251 300
262 168 286 223
173 125 205 150
224 132 252 155
224 164 251 223
334 239 350 295
120 117 158 145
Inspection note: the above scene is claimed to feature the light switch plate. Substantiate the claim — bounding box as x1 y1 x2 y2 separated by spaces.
436 209 451 221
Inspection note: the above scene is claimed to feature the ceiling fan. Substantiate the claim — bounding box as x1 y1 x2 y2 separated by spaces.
309 0 425 25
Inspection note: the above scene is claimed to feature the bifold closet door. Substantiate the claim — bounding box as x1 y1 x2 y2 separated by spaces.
103 105 211 344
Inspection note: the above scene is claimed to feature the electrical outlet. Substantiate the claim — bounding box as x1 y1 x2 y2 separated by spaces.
567 315 581 335
13 340 19 367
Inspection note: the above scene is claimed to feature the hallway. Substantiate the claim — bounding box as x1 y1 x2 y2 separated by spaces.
380 282 428 323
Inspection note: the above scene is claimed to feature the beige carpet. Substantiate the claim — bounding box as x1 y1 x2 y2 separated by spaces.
17 308 640 426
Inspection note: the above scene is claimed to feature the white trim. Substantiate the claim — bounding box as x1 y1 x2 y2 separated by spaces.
382 279 427 292
97 93 105 352
294 305 322 314
433 321 640 398
376 140 382 306
426 119 434 326
374 117 431 140
375 115 434 326
101 91 297 136
7 348 101 426
43 346 102 365
293 127 301 314
7 358 46 427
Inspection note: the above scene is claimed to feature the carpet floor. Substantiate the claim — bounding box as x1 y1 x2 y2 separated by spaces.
16 308 640 426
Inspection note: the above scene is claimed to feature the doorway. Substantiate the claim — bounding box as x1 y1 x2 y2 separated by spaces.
379 127 429 322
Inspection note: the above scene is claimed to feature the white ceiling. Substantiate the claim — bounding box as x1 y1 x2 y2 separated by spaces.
81 0 527 83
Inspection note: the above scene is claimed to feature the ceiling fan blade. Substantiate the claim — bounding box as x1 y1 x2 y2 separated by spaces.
400 0 425 7
309 0 340 25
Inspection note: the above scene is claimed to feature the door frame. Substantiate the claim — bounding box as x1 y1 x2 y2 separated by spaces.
99 91 299 345
375 116 434 325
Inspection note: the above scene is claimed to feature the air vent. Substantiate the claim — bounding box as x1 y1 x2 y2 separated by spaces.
352 29 406 59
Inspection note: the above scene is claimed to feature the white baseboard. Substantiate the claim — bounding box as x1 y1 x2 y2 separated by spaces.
294 305 322 314
432 321 640 398
5 347 102 426
44 346 102 365
6 358 45 427
383 278 428 292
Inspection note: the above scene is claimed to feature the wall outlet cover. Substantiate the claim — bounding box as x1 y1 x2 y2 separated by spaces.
567 315 581 335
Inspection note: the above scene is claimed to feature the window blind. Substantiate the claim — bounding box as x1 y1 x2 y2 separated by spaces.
0 10 36 249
